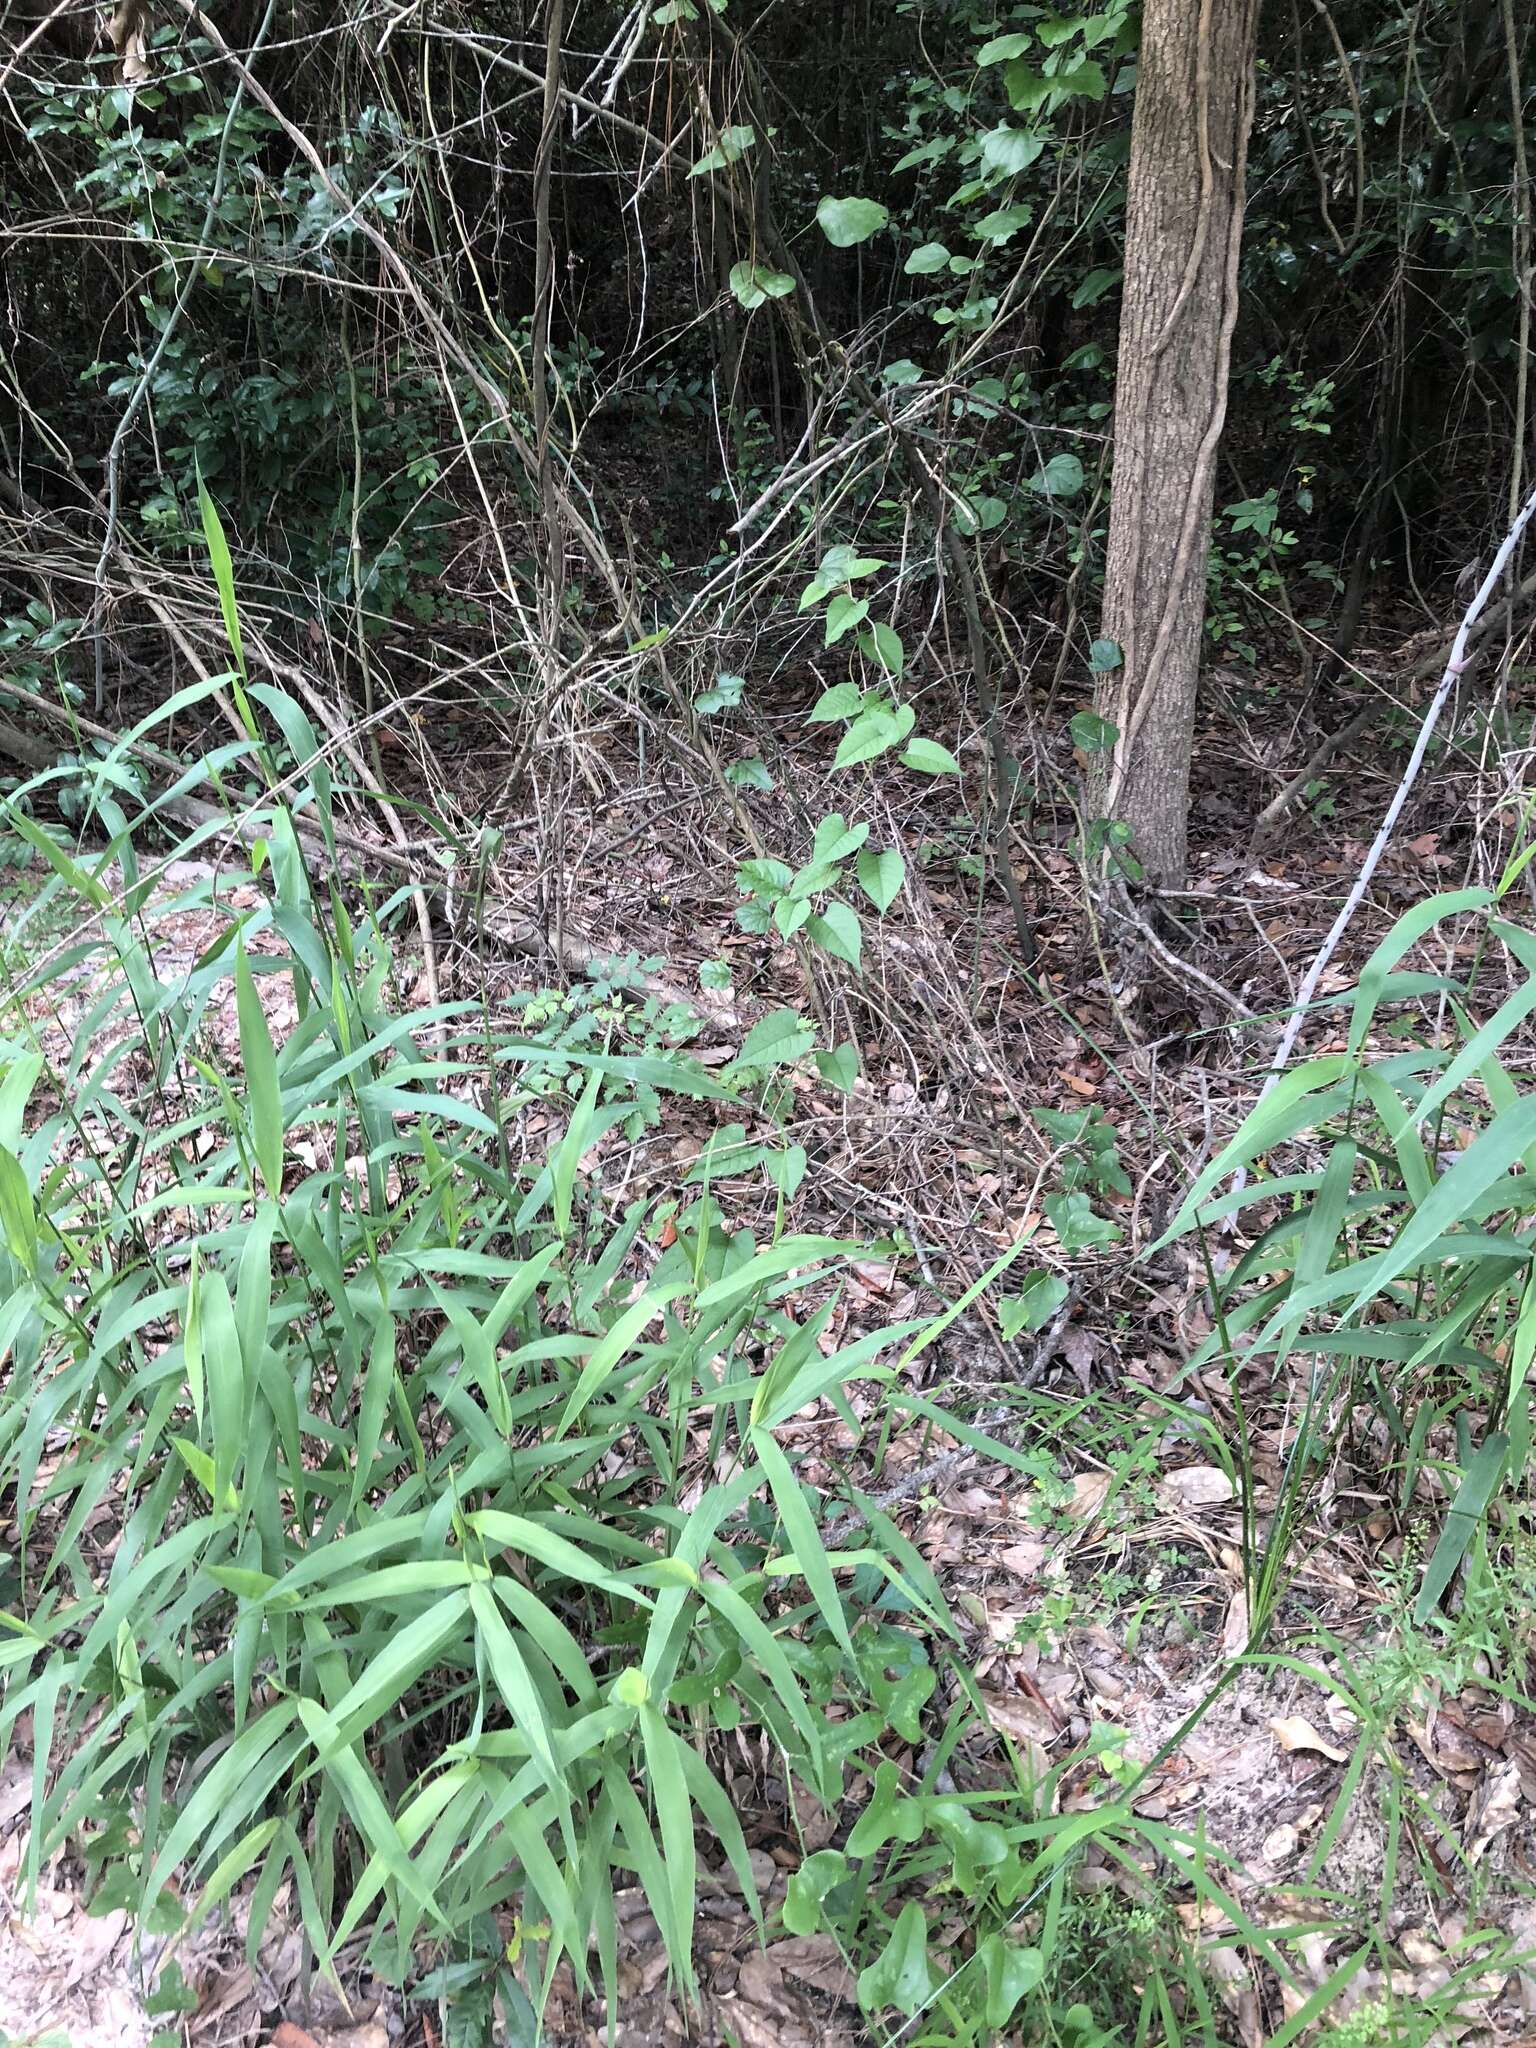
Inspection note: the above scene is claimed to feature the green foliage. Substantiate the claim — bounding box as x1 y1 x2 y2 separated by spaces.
0 725 996 2026
1156 883 1536 1639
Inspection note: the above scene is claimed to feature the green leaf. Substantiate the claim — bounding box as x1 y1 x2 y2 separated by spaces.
728 260 795 309
882 357 924 386
810 680 863 723
998 1270 1068 1338
979 1933 1046 2028
784 1849 848 1936
858 1901 934 2017
825 593 870 646
980 125 1045 175
861 620 904 674
978 31 1031 62
235 941 283 1199
819 544 885 583
1415 1434 1509 1623
1030 452 1085 497
814 1042 859 1095
690 124 756 175
973 202 1034 243
1045 1192 1121 1253
1070 709 1118 753
904 242 951 275
816 195 889 247
695 669 745 713
807 901 862 969
856 846 905 913
734 1008 816 1069
1071 265 1122 308
835 701 915 768
197 476 246 678
0 1146 37 1268
901 737 961 775
725 756 774 791
751 1426 855 1658
1088 637 1123 673
552 1064 602 1242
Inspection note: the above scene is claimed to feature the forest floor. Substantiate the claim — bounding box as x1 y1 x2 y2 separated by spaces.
4 626 1536 2047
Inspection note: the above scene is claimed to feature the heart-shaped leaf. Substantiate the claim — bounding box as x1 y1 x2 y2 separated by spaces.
816 195 889 247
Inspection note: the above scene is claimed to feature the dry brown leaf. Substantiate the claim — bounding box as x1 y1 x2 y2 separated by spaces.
1160 1465 1235 1508
997 1537 1047 1579
1464 1758 1523 1862
1221 1588 1251 1660
1268 1716 1349 1763
1066 1472 1111 1521
769 1935 854 2000
272 2028 322 2048
981 1689 1058 1746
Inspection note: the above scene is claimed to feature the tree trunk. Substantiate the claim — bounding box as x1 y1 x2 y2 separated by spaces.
1093 0 1260 886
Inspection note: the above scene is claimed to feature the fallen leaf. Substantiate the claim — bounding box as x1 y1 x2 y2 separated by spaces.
1066 1472 1110 1521
1268 1716 1349 1763
1222 1588 1251 1660
981 1689 1058 1747
996 1537 1047 1579
1160 1465 1235 1508
769 1935 854 2000
272 2028 322 2048
1260 1823 1298 1865
1464 1759 1523 1861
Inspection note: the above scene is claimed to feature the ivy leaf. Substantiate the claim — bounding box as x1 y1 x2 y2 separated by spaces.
904 242 951 275
1030 451 1085 497
695 670 744 712
816 195 889 247
882 357 923 386
819 544 885 583
774 895 813 939
1070 709 1118 754
901 736 960 775
808 901 862 969
1071 265 1122 307
998 1271 1069 1339
1045 1192 1121 1254
825 593 870 646
978 1934 1046 2029
858 1901 935 2017
1050 57 1109 100
835 701 915 768
978 31 1032 63
725 755 774 790
1004 60 1050 111
728 260 796 308
894 134 954 173
1088 637 1123 673
980 126 1045 176
809 681 863 723
973 203 1034 243
815 1042 859 1095
690 125 756 175
861 620 905 674
784 1848 849 1935
734 1008 816 1068
856 846 905 913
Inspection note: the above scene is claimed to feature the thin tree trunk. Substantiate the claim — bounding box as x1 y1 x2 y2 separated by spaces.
1094 0 1260 886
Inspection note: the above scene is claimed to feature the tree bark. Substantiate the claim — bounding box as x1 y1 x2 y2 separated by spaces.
1093 0 1260 886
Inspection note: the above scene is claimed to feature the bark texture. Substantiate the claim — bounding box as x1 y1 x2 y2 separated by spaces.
1094 0 1260 886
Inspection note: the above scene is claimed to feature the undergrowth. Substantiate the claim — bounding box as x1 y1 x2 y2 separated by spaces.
4 507 1536 2047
